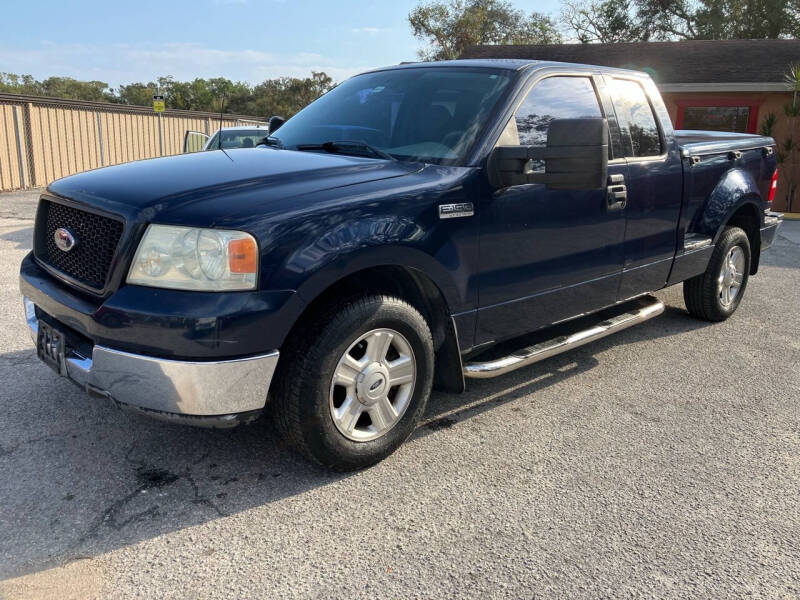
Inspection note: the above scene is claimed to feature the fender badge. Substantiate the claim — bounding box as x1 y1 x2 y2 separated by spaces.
438 203 474 219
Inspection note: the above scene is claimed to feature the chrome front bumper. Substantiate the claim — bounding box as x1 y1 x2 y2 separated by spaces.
24 297 279 426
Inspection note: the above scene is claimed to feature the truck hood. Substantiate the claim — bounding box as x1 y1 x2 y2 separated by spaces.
47 147 423 223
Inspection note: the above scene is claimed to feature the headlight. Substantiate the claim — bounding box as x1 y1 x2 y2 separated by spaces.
127 225 258 291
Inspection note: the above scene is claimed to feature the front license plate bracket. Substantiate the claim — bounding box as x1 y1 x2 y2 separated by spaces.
37 321 66 375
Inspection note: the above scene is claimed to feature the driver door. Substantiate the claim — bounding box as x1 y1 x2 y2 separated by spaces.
475 74 627 346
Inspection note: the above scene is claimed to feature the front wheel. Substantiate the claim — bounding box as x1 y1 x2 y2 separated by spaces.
272 295 434 471
683 226 751 322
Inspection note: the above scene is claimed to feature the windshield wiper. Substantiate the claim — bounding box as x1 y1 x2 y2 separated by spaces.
294 140 396 161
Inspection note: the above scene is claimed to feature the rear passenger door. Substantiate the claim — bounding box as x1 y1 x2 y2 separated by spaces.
603 76 683 299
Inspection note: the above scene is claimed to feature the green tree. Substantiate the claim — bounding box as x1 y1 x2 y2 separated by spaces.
38 77 113 102
564 0 800 41
633 0 698 39
409 0 562 61
0 71 334 117
117 82 157 106
561 0 648 42
0 73 41 95
0 73 115 101
248 71 335 118
692 0 798 38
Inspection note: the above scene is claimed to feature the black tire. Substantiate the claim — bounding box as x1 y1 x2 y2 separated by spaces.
683 226 751 322
272 295 434 471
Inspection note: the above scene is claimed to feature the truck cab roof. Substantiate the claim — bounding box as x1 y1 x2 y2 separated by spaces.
366 58 653 80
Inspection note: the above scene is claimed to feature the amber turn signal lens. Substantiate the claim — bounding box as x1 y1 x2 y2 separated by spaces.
228 238 257 273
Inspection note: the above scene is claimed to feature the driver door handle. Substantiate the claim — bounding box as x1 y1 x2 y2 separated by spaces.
606 173 627 211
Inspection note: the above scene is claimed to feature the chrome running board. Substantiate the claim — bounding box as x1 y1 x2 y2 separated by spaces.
463 295 665 379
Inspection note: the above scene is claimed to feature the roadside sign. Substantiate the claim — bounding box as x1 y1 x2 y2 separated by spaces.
153 94 165 113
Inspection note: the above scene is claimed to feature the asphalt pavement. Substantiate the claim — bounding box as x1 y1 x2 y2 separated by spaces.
1 191 798 599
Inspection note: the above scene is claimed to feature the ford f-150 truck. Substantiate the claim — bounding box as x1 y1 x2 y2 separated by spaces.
20 59 782 470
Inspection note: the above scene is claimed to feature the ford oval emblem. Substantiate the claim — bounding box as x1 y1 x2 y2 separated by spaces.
54 227 77 252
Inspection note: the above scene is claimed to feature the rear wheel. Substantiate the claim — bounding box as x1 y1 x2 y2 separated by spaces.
683 226 751 322
272 295 434 471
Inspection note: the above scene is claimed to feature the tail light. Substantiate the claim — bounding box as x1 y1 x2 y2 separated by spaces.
767 168 778 204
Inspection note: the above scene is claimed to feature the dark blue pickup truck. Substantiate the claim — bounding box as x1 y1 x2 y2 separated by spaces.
21 59 782 469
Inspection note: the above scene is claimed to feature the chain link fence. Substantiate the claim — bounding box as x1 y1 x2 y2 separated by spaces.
0 93 265 192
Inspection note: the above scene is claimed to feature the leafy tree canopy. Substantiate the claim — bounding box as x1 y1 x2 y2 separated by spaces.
0 71 335 118
561 0 650 42
409 0 563 61
0 73 113 102
561 0 800 43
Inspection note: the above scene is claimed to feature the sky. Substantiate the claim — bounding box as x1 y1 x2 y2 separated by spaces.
0 0 562 88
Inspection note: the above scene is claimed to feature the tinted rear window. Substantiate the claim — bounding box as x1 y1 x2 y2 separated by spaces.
609 79 662 158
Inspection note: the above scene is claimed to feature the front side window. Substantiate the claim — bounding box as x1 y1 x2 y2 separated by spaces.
271 67 513 164
510 76 603 147
609 78 662 158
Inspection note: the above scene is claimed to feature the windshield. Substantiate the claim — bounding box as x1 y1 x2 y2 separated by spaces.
272 67 513 164
206 129 269 150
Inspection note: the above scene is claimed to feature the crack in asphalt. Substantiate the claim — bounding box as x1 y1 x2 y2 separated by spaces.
185 474 227 518
65 443 228 561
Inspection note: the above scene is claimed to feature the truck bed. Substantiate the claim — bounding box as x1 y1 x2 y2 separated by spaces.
674 128 776 274
675 130 775 157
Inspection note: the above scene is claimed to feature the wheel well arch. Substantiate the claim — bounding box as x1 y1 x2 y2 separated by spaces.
282 265 465 393
721 200 762 274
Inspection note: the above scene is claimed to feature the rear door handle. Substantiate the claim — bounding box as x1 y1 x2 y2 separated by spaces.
606 174 627 211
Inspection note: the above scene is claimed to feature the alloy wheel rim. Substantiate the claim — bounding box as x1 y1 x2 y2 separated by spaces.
718 245 745 307
329 328 416 442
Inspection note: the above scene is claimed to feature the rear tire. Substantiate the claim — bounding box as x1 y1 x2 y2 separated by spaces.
683 226 750 322
272 295 434 471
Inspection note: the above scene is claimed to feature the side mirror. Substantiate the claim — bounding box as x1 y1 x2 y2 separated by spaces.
488 118 608 190
183 130 210 153
268 115 285 134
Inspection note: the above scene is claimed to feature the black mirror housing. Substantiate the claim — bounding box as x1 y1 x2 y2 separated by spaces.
488 118 608 191
268 115 285 134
